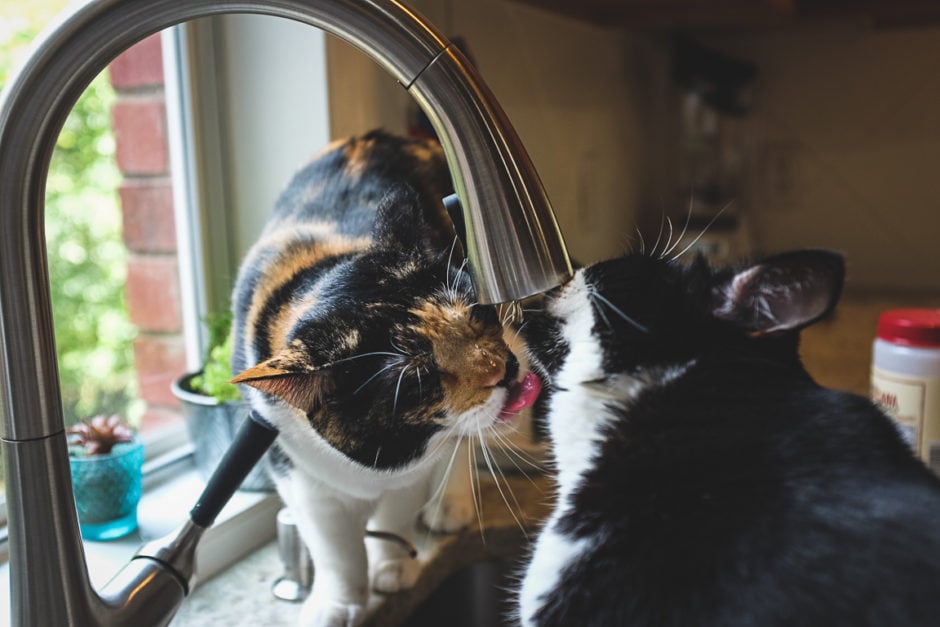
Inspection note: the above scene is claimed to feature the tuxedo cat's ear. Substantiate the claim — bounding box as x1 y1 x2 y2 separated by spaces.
711 249 844 335
231 350 331 414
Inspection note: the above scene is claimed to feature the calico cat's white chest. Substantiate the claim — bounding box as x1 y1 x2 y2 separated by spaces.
259 397 444 499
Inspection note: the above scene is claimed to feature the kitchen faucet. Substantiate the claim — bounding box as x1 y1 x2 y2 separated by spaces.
0 0 571 625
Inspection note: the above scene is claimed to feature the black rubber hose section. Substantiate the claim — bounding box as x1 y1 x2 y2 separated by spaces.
189 412 278 528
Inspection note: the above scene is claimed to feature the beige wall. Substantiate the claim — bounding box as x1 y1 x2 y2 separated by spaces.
326 5 940 292
326 0 657 265
702 21 940 291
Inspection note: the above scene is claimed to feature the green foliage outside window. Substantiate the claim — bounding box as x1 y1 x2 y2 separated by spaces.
2 3 140 428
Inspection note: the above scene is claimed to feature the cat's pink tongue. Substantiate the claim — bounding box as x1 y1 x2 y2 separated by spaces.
498 372 542 421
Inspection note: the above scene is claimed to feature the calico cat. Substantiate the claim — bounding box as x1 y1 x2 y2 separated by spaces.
519 249 940 626
228 131 540 626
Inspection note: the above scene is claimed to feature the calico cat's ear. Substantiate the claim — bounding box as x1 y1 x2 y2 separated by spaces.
372 184 428 252
711 249 844 335
231 351 331 414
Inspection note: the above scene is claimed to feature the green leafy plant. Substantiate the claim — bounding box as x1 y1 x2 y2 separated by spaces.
190 312 242 403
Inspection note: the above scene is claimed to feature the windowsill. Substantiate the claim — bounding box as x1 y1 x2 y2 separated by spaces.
0 437 553 624
0 455 281 618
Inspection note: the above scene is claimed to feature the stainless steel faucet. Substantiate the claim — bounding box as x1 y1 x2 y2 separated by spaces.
0 0 570 625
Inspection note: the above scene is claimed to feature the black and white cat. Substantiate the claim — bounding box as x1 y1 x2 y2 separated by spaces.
519 249 940 626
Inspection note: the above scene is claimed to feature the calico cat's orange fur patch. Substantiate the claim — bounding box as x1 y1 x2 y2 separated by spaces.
410 302 508 414
342 136 377 178
243 234 369 356
404 141 443 164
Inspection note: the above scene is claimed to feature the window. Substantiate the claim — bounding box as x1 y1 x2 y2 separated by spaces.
0 5 330 585
0 1 162 496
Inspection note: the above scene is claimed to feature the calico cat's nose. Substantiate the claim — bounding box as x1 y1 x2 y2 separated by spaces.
479 348 514 389
496 353 519 387
483 359 507 388
505 353 519 382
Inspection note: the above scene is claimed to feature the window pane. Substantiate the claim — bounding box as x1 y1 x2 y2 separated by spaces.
1 6 190 497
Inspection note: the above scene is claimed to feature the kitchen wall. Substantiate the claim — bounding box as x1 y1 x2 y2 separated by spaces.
325 0 667 265
683 20 940 291
326 2 940 291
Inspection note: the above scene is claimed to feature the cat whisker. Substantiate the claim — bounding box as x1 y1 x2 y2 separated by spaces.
353 360 403 395
510 320 530 347
423 431 463 511
508 301 525 326
326 351 401 367
650 207 666 257
659 216 675 260
388 338 412 358
477 432 528 538
634 226 647 256
445 234 459 294
423 423 461 463
499 301 523 327
485 427 544 477
451 257 470 297
468 438 486 544
589 290 613 330
670 201 732 262
662 195 694 259
419 432 464 547
499 303 511 326
392 365 408 415
591 291 649 334
483 428 544 491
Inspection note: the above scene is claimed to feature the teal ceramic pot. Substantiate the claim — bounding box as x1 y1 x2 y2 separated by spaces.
69 438 144 541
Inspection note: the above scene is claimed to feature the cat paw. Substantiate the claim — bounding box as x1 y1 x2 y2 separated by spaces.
372 558 421 594
422 495 474 533
299 600 364 627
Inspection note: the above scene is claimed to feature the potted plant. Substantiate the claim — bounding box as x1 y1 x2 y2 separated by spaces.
171 312 273 491
67 414 145 541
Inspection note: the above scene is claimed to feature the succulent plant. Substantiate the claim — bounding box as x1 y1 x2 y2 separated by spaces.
67 414 135 456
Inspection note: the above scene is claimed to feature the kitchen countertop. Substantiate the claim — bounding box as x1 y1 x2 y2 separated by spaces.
800 292 940 396
169 292 940 626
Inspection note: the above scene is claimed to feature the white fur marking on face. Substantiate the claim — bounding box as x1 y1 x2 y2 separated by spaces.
518 272 614 626
545 272 612 494
520 271 696 625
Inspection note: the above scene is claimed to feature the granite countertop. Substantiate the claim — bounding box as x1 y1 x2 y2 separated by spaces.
171 472 553 627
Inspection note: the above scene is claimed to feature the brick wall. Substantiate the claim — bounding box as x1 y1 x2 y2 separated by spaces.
109 34 185 433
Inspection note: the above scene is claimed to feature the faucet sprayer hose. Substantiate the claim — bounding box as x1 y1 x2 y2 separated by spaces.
188 413 279 528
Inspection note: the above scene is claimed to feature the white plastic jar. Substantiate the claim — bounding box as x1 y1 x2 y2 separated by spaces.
871 309 940 474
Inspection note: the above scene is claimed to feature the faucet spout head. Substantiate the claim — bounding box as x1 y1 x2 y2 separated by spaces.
409 45 572 303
